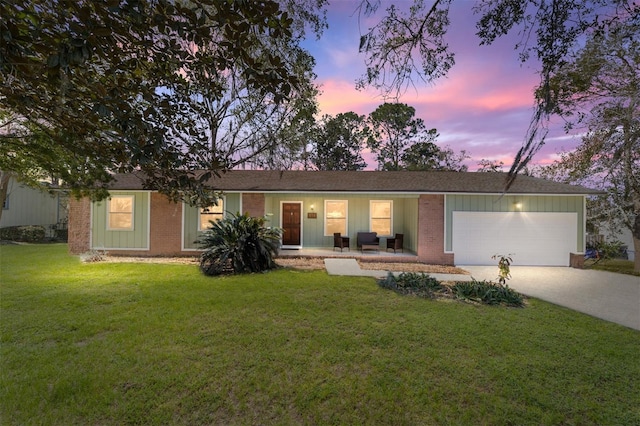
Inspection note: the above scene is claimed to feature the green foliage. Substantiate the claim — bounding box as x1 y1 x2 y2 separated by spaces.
452 279 524 307
538 17 640 274
492 253 513 285
379 271 524 307
378 271 443 298
357 0 454 95
586 239 628 268
367 102 430 171
0 225 46 242
400 140 469 171
596 240 626 261
196 212 283 276
311 112 369 171
0 0 320 203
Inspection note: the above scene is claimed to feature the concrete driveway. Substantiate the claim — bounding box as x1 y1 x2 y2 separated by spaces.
461 266 640 331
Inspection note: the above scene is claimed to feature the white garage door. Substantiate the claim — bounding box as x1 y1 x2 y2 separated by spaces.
452 212 578 266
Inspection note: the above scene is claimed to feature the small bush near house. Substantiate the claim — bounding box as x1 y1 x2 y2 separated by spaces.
452 279 524 307
0 225 46 242
585 239 627 264
196 212 283 276
378 272 443 298
491 253 513 285
80 249 108 263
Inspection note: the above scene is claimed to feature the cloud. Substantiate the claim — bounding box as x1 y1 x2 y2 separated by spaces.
316 79 382 116
309 1 581 170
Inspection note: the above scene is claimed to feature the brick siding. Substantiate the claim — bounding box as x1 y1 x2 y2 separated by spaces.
242 193 265 217
417 194 455 265
68 197 91 254
148 192 183 256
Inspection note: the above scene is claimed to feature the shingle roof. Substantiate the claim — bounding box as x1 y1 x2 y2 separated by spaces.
109 170 601 195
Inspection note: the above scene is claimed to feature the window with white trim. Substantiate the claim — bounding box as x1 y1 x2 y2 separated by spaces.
198 200 224 230
324 200 348 236
107 196 134 230
370 200 392 236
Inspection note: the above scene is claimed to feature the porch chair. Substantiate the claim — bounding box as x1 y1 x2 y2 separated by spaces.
333 233 350 251
386 233 404 253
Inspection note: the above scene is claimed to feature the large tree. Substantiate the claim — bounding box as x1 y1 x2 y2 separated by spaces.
357 0 639 186
4 0 637 201
367 102 431 171
311 112 369 171
400 140 468 171
0 0 323 205
540 19 640 271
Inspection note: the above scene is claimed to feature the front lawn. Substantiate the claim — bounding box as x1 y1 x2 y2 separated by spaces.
586 258 640 276
1 244 639 425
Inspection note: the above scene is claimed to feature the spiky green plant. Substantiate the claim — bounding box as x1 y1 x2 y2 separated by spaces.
378 272 443 298
196 212 283 276
452 279 524 307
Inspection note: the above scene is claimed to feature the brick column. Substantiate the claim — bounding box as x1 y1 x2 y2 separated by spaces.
68 197 91 254
149 192 183 256
569 253 584 269
417 194 455 265
242 193 265 217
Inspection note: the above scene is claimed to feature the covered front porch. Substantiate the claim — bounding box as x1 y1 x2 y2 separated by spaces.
276 247 419 263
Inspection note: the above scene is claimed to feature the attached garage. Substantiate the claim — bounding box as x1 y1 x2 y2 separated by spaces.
452 211 578 266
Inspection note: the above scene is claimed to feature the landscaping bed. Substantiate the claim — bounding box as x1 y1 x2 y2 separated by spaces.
101 254 469 275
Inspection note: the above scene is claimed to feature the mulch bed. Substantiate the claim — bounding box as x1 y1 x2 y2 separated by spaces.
100 255 470 275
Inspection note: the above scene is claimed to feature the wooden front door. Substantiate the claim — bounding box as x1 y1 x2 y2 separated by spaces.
282 202 301 246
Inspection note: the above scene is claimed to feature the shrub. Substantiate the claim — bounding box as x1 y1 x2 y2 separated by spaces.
491 253 513 285
0 225 46 242
196 212 283 276
378 272 443 298
452 279 524 307
586 239 627 263
80 249 107 263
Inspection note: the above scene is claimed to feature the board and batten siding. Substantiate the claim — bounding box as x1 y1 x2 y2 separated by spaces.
444 194 585 251
182 193 241 250
91 191 150 250
0 179 64 228
264 193 419 252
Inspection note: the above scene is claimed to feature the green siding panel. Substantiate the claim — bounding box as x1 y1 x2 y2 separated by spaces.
265 193 418 252
92 192 149 250
182 194 241 250
445 194 584 251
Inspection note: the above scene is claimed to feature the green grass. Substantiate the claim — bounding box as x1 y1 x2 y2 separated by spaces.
587 258 640 276
1 244 639 425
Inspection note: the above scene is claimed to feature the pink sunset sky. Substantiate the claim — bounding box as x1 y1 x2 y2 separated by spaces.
300 1 581 170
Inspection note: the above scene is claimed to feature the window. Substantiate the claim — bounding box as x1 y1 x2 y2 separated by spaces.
107 196 134 230
324 200 348 236
198 200 224 231
370 200 392 236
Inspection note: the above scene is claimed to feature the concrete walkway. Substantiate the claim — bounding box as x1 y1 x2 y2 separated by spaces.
324 258 472 282
325 259 640 331
462 266 640 331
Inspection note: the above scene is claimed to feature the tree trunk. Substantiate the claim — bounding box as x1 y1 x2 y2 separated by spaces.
633 212 640 273
633 236 640 273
